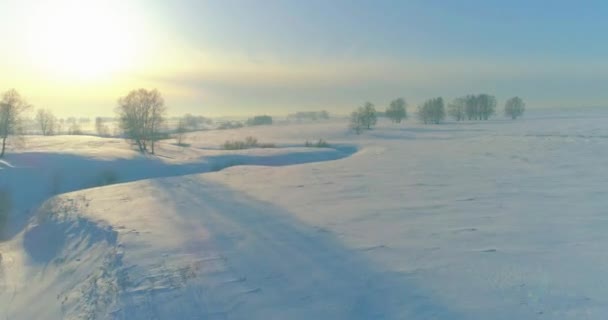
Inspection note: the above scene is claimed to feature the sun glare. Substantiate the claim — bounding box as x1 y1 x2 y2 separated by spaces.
26 1 139 80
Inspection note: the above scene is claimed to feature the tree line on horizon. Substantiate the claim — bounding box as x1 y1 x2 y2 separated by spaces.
349 95 526 133
0 87 527 156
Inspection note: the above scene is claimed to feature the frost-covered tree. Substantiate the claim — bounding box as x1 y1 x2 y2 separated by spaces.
361 102 377 129
463 94 496 120
448 97 467 121
349 102 377 133
386 98 407 123
116 88 166 154
464 94 479 120
35 109 57 136
95 117 110 137
477 94 497 120
505 96 525 119
417 97 445 124
0 89 31 158
350 110 365 134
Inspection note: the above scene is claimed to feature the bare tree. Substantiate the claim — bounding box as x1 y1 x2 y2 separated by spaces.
448 97 466 121
95 117 110 136
464 94 479 120
0 89 32 158
349 102 377 133
175 118 188 146
505 96 525 119
477 94 497 120
386 98 407 123
116 89 166 153
350 110 365 134
361 102 377 129
35 109 57 136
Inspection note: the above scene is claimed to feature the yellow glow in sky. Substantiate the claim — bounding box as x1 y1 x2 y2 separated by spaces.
24 1 140 80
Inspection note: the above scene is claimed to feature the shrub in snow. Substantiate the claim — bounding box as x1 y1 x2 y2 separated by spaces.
245 136 258 147
223 140 248 150
417 97 445 124
223 136 275 150
385 98 407 123
505 96 525 119
305 139 330 148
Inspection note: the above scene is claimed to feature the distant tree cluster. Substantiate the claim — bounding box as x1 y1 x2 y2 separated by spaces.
504 97 526 119
247 115 273 126
217 121 244 130
181 114 212 130
446 94 525 121
116 88 166 154
0 89 31 158
350 102 377 134
385 98 407 123
288 110 330 121
417 97 445 124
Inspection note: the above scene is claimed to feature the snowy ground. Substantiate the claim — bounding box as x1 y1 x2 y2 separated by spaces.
2 109 608 319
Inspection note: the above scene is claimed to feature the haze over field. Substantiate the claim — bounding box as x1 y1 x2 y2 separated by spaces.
2 1 608 319
2 0 608 116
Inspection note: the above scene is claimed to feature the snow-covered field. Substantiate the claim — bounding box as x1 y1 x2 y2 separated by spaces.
2 109 608 319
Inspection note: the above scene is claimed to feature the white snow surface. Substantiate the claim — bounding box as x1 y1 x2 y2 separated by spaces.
2 110 608 319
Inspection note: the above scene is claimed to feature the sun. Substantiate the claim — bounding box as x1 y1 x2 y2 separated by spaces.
25 1 140 80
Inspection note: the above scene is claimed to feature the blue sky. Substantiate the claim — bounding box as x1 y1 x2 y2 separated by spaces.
1 0 608 115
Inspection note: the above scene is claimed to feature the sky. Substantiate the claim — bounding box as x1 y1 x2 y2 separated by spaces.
1 0 608 117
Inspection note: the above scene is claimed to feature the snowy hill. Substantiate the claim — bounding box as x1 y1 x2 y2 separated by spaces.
3 111 608 319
